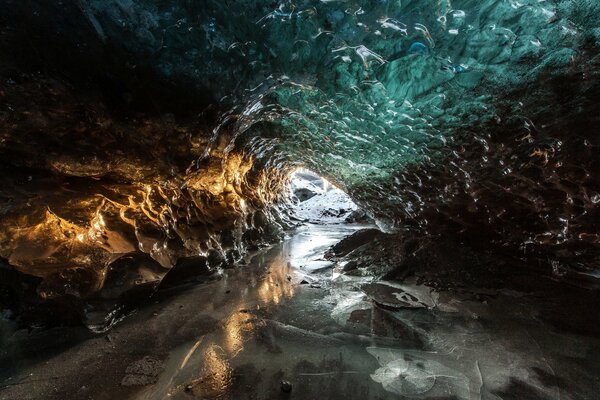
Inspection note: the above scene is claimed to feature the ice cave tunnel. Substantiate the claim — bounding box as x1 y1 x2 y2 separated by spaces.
0 1 599 399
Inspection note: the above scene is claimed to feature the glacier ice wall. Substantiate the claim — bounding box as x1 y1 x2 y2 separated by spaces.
0 0 599 325
77 0 599 271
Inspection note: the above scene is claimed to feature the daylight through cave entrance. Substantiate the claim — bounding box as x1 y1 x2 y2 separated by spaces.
288 169 364 225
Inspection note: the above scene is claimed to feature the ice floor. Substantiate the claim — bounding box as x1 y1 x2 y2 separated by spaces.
1 223 599 399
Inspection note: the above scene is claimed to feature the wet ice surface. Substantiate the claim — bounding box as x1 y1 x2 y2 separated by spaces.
1 224 600 400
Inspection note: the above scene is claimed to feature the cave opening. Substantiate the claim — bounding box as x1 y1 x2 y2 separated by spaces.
288 169 364 225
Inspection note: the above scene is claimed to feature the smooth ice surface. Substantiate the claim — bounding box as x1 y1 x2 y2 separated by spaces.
2 224 598 400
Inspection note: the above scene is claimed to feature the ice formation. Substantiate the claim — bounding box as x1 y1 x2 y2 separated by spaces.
0 0 598 327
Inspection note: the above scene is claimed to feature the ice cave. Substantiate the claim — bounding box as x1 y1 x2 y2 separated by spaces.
0 0 599 399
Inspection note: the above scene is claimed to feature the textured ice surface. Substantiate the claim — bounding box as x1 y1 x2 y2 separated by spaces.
367 347 470 398
0 0 599 323
69 0 599 271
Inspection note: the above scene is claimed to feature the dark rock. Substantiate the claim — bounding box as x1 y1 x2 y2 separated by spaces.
341 260 358 272
294 187 318 202
158 255 210 287
344 209 374 224
325 228 383 259
361 282 430 309
280 380 293 393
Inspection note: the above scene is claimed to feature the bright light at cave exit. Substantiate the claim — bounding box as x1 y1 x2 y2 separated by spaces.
289 168 358 222
290 168 339 194
290 168 334 193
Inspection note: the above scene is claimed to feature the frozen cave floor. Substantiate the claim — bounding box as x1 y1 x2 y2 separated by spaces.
1 223 599 400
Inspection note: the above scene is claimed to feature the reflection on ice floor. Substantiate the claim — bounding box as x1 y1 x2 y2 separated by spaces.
1 224 599 400
141 224 600 400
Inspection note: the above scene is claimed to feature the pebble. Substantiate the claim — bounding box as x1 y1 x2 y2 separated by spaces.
280 380 292 393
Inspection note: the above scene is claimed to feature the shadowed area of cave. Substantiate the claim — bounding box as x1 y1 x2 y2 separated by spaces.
0 0 599 399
